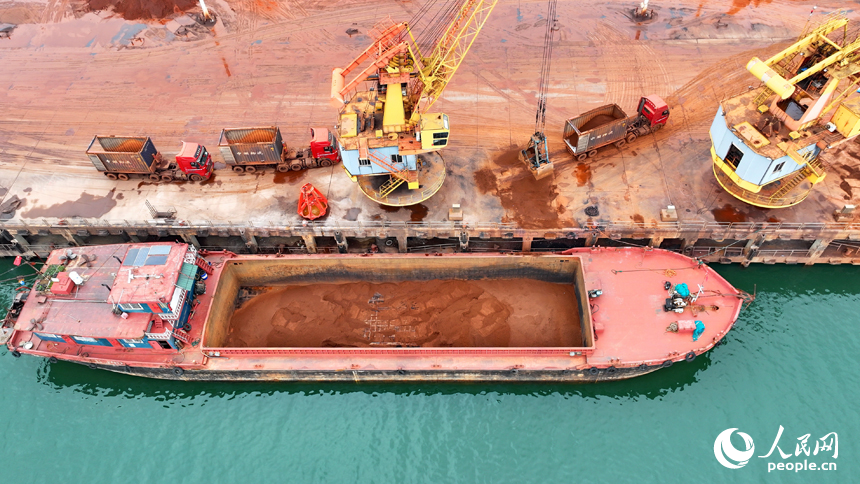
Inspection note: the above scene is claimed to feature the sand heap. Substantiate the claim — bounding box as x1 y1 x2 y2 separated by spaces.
225 279 582 348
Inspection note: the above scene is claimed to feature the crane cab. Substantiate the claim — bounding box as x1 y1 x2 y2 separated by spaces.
418 114 450 150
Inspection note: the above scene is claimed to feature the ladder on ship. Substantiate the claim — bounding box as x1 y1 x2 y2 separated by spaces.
194 256 213 274
753 86 775 110
771 149 825 199
358 138 412 198
172 328 192 344
771 167 813 199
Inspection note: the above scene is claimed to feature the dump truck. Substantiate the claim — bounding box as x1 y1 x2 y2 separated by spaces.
218 127 340 173
563 95 669 162
86 136 213 182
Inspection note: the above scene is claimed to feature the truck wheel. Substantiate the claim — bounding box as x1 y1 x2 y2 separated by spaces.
161 174 174 182
245 166 257 174
625 133 637 143
651 123 663 132
576 153 588 162
117 174 130 181
232 166 245 173
587 150 598 158
320 160 333 167
189 174 204 182
277 165 290 173
149 174 160 182
290 164 303 172
614 140 626 149
106 173 118 180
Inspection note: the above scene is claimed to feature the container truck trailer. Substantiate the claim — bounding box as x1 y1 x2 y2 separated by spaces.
563 95 669 161
218 127 340 173
86 136 213 182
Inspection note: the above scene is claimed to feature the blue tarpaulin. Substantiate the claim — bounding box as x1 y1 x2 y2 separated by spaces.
693 321 705 341
675 283 690 298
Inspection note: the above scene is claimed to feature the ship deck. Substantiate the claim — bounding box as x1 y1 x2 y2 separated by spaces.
7 248 743 379
1 0 860 265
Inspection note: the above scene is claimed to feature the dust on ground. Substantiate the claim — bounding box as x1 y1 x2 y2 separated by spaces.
473 148 575 229
22 190 117 218
710 202 777 223
711 204 748 223
573 163 591 187
0 2 42 24
662 43 790 137
86 0 199 21
377 204 429 222
826 139 860 202
225 279 582 348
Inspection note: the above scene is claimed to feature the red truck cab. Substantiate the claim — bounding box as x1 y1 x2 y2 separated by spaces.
638 95 670 127
309 128 341 162
175 142 213 181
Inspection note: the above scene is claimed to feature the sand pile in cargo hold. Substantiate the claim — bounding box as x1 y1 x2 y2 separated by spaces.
226 279 582 348
578 114 620 132
87 0 199 20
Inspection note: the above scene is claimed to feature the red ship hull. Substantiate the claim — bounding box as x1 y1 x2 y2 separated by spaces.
3 245 748 382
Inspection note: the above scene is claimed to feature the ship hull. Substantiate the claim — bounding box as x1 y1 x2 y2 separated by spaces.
5 246 746 383
80 361 662 382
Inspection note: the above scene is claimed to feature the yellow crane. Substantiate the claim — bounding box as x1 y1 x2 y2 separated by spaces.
331 0 499 206
710 12 860 208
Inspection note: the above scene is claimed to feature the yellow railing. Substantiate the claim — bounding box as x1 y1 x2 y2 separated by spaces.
377 163 447 206
713 163 811 208
784 143 826 182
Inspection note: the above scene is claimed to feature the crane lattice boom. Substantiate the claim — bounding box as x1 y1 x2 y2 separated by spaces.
406 0 499 120
329 1 499 205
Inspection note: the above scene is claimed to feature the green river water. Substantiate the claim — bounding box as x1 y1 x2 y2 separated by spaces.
0 257 856 483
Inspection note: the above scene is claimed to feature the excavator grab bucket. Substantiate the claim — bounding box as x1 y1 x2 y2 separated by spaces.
520 134 553 180
298 183 328 220
532 162 554 180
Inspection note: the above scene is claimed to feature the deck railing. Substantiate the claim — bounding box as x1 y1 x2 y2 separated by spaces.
205 347 589 357
756 249 811 258
5 217 860 234
683 246 745 258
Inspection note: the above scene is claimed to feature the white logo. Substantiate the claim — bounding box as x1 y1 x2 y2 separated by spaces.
714 428 756 469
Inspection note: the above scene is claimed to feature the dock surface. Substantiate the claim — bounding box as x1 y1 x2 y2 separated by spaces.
2 0 860 265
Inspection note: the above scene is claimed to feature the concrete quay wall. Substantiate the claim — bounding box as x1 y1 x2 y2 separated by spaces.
2 218 860 267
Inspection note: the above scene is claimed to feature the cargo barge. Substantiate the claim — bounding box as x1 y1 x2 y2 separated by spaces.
1 243 749 381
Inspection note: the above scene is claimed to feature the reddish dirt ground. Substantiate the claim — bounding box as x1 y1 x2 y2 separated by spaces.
86 0 199 20
225 279 582 348
0 0 855 228
474 148 576 229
